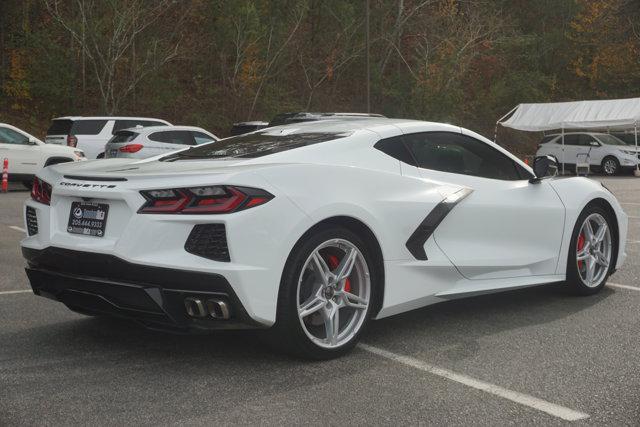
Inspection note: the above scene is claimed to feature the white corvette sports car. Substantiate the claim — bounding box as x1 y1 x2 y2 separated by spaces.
22 119 628 359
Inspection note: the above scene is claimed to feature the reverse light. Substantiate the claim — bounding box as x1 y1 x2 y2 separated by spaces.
119 144 144 153
31 177 52 205
138 186 273 214
67 135 78 148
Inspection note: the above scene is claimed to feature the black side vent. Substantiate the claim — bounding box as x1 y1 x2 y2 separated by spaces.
184 224 230 262
26 206 38 236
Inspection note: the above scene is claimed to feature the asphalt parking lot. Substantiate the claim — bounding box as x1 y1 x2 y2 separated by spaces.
1 177 639 425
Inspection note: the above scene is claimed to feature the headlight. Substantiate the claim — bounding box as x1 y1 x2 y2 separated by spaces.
620 150 637 155
74 150 85 158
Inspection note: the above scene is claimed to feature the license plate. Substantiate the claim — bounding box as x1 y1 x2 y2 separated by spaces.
67 202 109 237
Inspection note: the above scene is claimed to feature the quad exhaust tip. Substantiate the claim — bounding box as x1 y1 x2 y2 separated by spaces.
184 297 231 320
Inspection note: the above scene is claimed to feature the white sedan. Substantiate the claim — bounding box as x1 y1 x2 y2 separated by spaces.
21 119 628 359
0 123 85 188
104 125 218 159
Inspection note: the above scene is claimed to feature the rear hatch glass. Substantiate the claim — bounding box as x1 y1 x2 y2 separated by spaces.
47 119 107 135
108 131 139 144
161 131 350 161
47 119 73 135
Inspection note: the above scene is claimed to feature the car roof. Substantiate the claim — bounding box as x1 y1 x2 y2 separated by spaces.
256 117 457 136
268 112 385 126
119 125 215 134
52 116 170 123
544 132 611 137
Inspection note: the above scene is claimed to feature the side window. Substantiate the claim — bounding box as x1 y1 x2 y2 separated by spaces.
373 136 416 166
403 132 524 181
71 120 107 135
149 131 196 145
556 135 580 145
193 131 216 145
0 128 29 145
579 134 597 146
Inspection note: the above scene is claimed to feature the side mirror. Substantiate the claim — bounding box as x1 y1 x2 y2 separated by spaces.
28 138 38 145
530 155 558 183
589 141 600 147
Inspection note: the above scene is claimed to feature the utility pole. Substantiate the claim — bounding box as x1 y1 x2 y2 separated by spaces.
366 0 370 113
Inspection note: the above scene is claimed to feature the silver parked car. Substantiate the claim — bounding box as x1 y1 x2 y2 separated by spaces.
104 125 218 159
536 132 639 175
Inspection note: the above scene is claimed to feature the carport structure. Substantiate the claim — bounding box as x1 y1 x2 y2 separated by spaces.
496 97 640 174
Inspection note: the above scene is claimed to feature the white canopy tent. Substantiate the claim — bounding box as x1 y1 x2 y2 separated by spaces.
496 97 640 174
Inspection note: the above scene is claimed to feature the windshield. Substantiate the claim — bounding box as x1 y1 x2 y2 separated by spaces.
597 134 626 146
161 131 350 161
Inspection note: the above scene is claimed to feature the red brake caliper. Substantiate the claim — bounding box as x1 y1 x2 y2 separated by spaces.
327 254 351 293
577 232 585 269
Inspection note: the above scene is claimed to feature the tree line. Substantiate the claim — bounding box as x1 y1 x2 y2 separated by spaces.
1 0 639 153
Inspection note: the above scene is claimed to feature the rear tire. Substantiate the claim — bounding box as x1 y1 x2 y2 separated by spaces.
601 156 619 176
566 204 616 295
271 226 378 360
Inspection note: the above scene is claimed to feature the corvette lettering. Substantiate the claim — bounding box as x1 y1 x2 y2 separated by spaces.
59 181 116 189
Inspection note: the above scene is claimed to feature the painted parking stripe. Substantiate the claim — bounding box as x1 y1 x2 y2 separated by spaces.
8 226 26 233
359 343 589 422
608 282 640 292
0 289 32 296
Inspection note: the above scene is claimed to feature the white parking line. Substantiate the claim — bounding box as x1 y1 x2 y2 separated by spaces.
359 343 589 422
0 289 32 295
629 216 640 220
608 282 640 292
621 202 640 206
8 225 26 233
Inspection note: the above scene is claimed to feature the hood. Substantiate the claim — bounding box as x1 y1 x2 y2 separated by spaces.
42 142 81 156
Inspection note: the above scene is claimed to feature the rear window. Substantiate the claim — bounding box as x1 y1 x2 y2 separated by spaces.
47 119 73 135
161 131 350 161
109 131 138 144
113 120 167 134
72 120 107 135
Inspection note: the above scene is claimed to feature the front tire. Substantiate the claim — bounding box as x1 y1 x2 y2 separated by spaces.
273 226 377 360
566 204 616 295
601 156 619 176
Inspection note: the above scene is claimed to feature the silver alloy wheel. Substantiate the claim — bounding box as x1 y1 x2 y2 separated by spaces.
576 213 612 288
603 159 618 175
296 239 371 349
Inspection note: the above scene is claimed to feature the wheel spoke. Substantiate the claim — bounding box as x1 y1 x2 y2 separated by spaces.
577 242 590 261
594 224 607 244
594 250 609 268
311 251 331 286
585 256 596 285
335 247 357 282
583 220 595 242
323 302 340 345
299 296 325 318
342 291 368 310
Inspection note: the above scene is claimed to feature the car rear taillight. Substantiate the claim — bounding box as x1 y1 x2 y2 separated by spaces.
31 177 52 205
119 144 144 153
67 135 78 147
138 186 273 214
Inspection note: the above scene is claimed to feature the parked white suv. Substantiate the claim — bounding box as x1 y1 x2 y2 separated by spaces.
45 116 171 159
0 123 85 188
536 132 639 175
104 126 218 159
